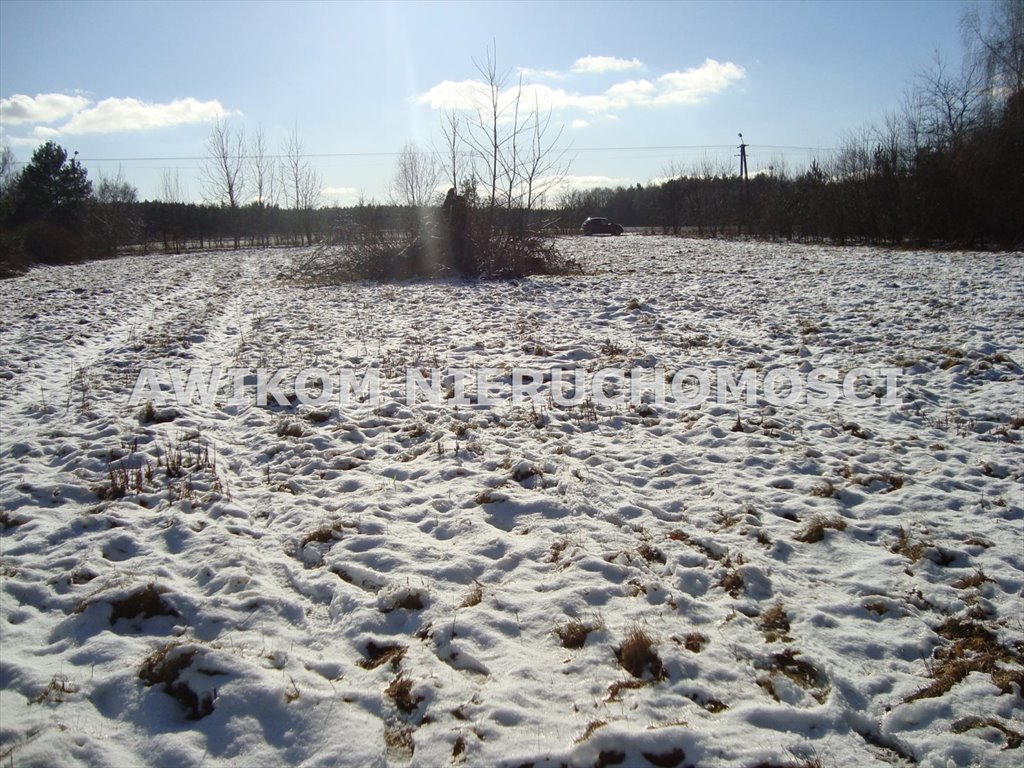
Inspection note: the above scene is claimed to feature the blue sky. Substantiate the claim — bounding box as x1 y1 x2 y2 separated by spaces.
0 0 970 204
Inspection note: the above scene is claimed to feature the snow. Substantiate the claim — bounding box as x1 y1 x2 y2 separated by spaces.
1 236 1022 767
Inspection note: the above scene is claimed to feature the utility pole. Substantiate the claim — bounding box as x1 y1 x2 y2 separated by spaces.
738 133 748 235
737 133 748 184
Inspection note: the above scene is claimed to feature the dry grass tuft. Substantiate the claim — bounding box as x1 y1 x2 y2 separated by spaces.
384 721 416 760
636 541 666 564
952 716 1023 750
891 526 927 562
678 631 709 653
757 650 826 704
556 618 600 649
574 720 608 743
0 510 25 531
952 569 992 590
304 408 333 424
718 568 745 597
615 625 666 680
770 650 821 689
905 617 1024 702
545 537 571 564
139 643 215 720
759 602 792 643
29 675 78 705
300 520 350 547
842 422 869 439
794 515 847 543
452 734 466 759
459 581 484 609
102 583 179 624
359 641 408 671
385 673 424 714
810 479 837 498
387 592 425 612
605 677 649 702
96 458 153 500
864 600 889 616
275 418 305 438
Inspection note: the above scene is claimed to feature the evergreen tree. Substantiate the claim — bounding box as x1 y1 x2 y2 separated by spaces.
13 141 92 227
8 142 93 263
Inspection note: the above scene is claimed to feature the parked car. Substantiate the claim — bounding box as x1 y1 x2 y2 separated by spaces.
580 217 624 236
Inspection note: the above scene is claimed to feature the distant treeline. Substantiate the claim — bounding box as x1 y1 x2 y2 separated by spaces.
1 1 1020 274
563 2 1024 248
557 94 1022 247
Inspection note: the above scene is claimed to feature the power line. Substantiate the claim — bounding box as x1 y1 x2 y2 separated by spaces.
7 143 834 165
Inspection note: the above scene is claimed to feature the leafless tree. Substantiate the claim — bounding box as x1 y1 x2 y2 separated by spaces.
160 169 185 204
899 86 927 160
0 145 16 196
962 0 1024 105
281 122 322 245
249 125 276 246
92 167 140 256
915 51 985 149
517 98 567 211
389 141 441 209
467 45 512 217
156 170 186 252
201 118 246 248
461 46 569 226
437 109 470 192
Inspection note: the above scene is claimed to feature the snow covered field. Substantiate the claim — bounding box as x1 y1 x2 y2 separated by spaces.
1 236 1022 767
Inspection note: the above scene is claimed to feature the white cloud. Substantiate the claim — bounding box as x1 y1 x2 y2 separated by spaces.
543 174 634 198
517 83 612 114
572 56 644 74
517 67 561 80
605 79 657 107
58 97 226 134
418 58 744 117
417 80 610 116
2 134 48 149
416 79 492 111
654 59 746 105
322 186 359 198
0 94 227 136
0 93 90 125
571 119 590 129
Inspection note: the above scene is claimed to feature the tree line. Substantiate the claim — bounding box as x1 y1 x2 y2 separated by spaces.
559 2 1023 247
0 1 1019 276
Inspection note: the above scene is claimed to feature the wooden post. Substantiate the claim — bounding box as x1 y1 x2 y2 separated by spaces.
738 133 749 235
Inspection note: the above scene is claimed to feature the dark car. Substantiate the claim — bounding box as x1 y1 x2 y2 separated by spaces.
581 217 624 236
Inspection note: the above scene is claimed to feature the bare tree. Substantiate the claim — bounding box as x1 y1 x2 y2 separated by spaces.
160 169 185 204
962 0 1024 106
461 46 569 226
156 169 187 253
0 145 16 197
899 86 927 160
92 168 140 256
437 109 470 192
915 52 985 149
201 118 247 248
249 125 276 246
466 45 512 218
389 141 441 209
518 98 568 212
281 122 322 245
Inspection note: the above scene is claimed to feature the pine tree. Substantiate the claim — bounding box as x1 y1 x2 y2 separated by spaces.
13 141 92 227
